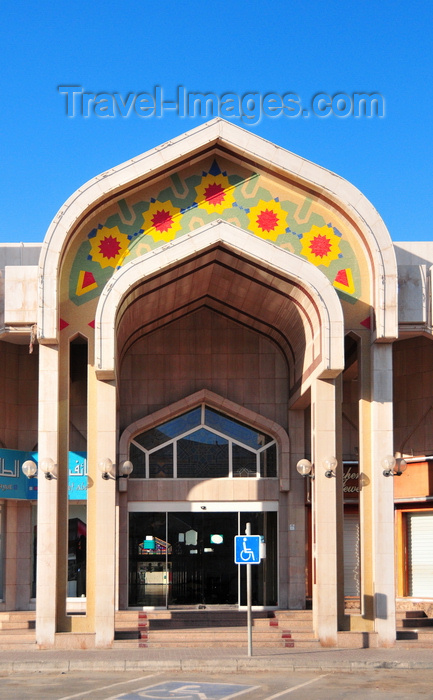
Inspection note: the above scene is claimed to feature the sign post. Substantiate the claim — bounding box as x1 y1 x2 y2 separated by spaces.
234 524 261 657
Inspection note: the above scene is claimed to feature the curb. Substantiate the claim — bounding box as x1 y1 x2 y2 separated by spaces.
1 657 433 673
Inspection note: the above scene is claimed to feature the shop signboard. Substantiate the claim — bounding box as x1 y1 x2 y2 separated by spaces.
0 449 37 500
0 449 88 500
67 452 88 499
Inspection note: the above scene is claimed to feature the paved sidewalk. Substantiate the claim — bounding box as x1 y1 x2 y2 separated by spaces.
0 645 433 673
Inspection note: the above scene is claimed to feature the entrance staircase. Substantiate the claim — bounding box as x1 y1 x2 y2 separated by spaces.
2 608 433 649
114 609 319 649
0 611 36 650
396 610 433 647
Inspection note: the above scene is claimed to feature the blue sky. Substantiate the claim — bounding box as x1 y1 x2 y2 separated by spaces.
1 0 432 243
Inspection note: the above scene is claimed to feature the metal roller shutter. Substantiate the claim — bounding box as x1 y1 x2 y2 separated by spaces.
408 512 433 597
344 513 360 596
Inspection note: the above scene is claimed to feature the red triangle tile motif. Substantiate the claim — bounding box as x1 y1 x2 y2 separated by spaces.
335 269 349 286
82 271 96 288
88 320 95 329
59 318 69 330
76 270 98 297
333 268 355 295
360 316 371 329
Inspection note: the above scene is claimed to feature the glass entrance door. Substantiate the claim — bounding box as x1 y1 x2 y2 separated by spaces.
128 510 277 607
168 512 238 605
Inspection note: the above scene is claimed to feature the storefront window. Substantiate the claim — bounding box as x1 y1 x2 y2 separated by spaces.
130 405 277 479
68 505 87 598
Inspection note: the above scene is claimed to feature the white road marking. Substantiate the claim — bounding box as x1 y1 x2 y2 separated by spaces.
262 674 330 699
57 673 161 700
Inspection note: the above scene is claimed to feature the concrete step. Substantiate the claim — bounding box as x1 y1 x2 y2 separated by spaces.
280 629 317 641
0 611 36 633
114 610 315 649
0 620 36 630
0 611 35 623
0 628 36 651
398 618 433 628
273 611 313 621
0 628 36 638
141 618 313 631
396 610 428 619
142 629 283 642
113 639 291 649
115 610 312 625
397 629 433 642
113 636 322 650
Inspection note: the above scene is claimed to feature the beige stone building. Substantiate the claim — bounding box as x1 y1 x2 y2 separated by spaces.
0 120 432 649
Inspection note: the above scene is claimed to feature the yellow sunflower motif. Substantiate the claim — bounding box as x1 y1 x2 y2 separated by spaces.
247 199 288 241
89 226 130 269
300 225 341 267
142 201 182 243
195 174 235 214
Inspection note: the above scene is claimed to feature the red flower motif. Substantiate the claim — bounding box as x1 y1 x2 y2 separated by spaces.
309 234 332 258
204 182 225 206
256 209 279 232
99 236 121 260
152 209 174 232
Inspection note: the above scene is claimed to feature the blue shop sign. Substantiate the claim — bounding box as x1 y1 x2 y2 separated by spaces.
67 452 88 500
0 449 37 500
0 449 88 500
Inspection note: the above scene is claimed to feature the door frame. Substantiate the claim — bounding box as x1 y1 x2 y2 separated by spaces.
127 501 279 610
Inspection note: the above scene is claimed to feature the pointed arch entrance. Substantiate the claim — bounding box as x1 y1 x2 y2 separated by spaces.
88 221 344 628
119 390 289 608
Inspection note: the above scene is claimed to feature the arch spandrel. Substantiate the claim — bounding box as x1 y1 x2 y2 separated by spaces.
94 221 345 398
39 118 397 345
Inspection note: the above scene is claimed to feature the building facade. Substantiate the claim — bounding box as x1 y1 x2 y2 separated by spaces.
0 120 432 648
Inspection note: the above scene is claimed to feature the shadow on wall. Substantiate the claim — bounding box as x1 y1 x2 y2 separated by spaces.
363 593 388 621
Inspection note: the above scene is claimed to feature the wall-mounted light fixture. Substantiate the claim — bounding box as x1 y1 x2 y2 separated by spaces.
296 459 313 478
99 458 134 481
22 458 57 480
22 460 37 479
39 458 57 480
120 460 133 478
323 456 338 479
99 458 115 480
382 452 407 477
296 457 338 479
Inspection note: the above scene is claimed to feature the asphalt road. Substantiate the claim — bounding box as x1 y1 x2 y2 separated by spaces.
0 669 433 699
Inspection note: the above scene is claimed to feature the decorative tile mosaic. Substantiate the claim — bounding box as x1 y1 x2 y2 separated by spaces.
62 156 370 333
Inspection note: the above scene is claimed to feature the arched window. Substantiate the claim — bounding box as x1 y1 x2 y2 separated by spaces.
129 405 277 479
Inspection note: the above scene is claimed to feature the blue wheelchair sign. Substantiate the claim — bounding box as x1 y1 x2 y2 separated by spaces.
234 535 261 564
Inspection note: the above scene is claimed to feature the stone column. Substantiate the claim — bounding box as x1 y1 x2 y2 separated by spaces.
287 408 307 609
35 343 59 647
370 343 396 646
15 501 33 610
86 369 117 647
311 376 340 646
3 500 18 610
358 338 396 645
